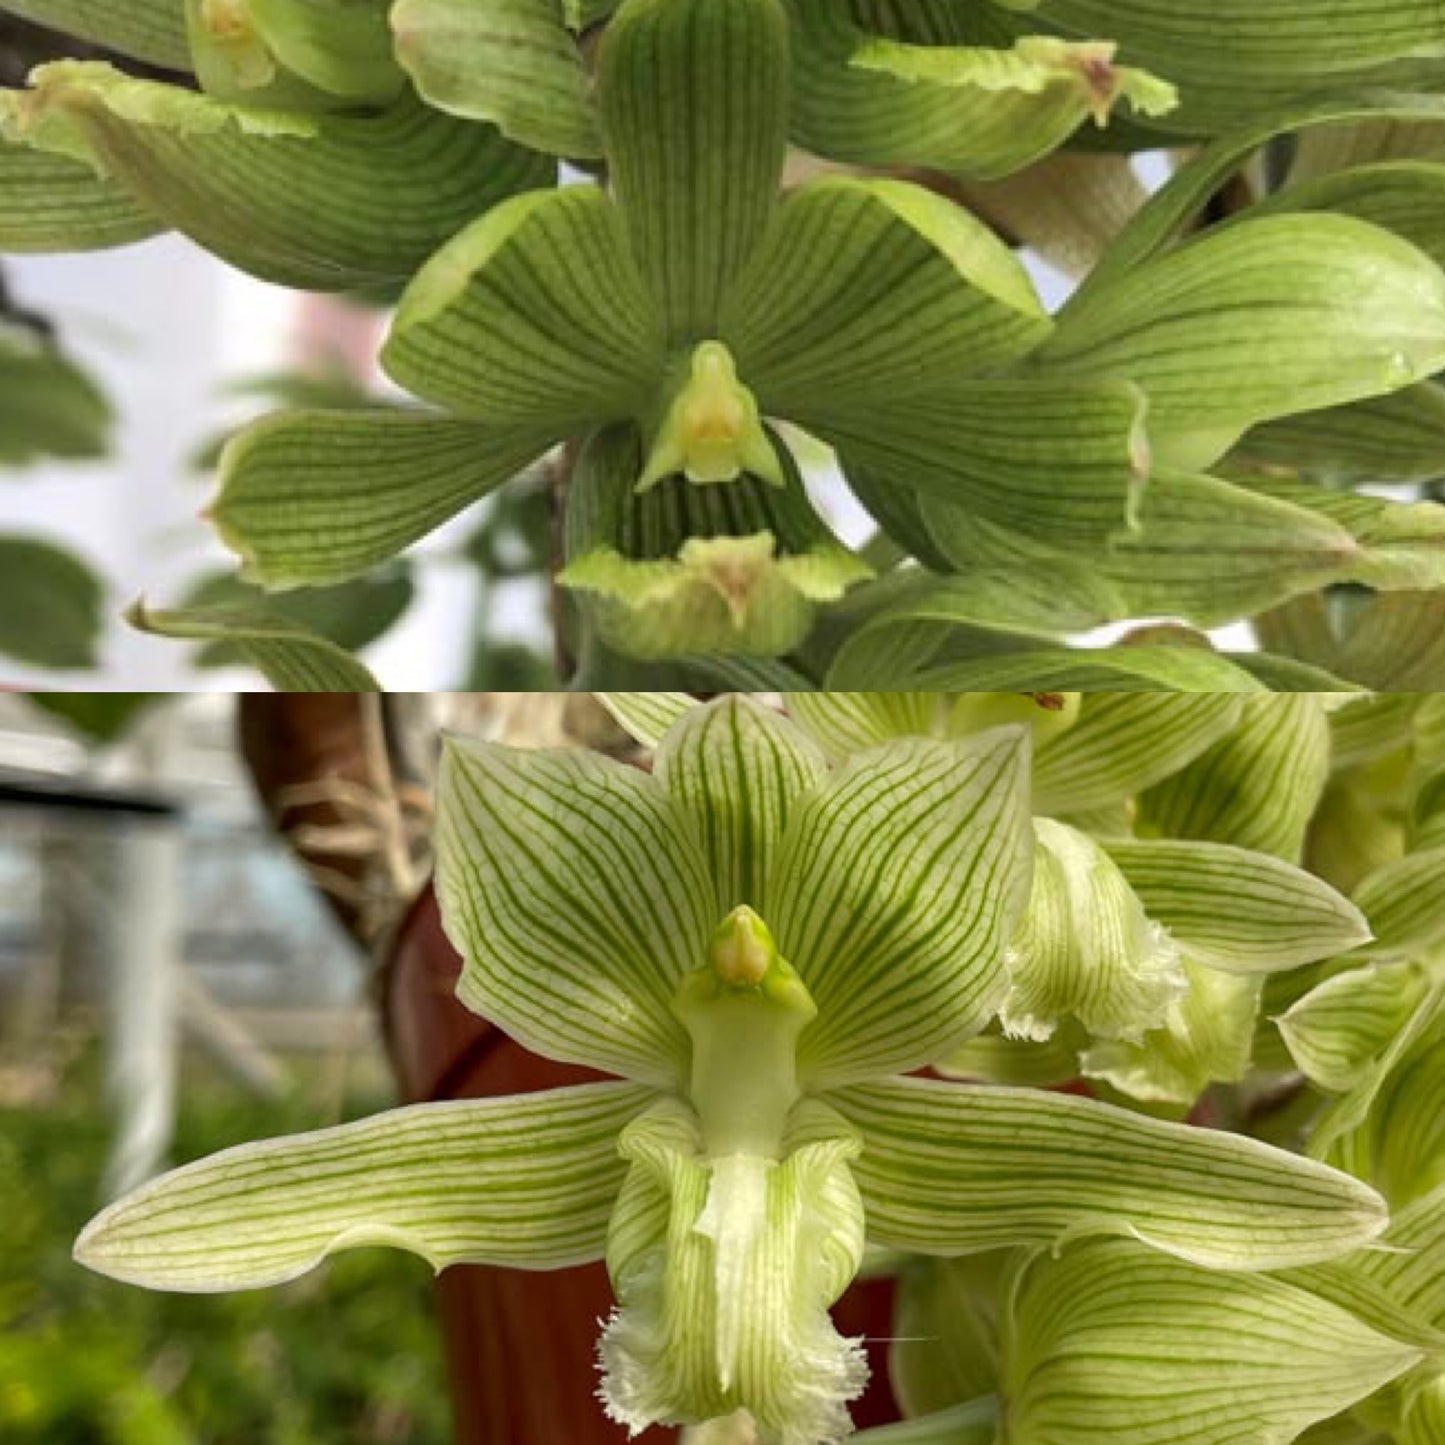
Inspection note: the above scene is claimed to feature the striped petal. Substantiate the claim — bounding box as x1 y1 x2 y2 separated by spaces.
0 137 162 251
1031 694 1245 817
0 0 192 68
1278 963 1434 1095
1353 846 1445 960
383 187 665 427
125 599 380 692
786 0 1175 180
391 0 602 156
598 0 789 342
804 377 1148 549
766 729 1032 1085
1001 819 1186 1045
1356 1182 1445 1330
10 62 552 291
74 1081 653 1290
832 1075 1388 1270
1138 695 1332 864
652 695 827 914
721 175 1051 412
1104 839 1372 974
1081 962 1261 1107
1039 213 1445 471
997 1237 1421 1445
596 691 700 749
783 693 943 758
435 737 718 1085
1316 991 1445 1208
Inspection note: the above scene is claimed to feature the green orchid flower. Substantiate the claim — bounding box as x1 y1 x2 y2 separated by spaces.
210 0 1165 662
76 696 1394 1443
863 1230 1427 1445
606 691 1374 1107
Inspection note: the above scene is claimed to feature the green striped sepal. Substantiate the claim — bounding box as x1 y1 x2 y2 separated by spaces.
0 63 552 290
1034 0 1445 136
0 0 192 68
0 138 163 252
1310 986 1445 1208
74 1082 653 1287
125 599 381 691
210 409 561 589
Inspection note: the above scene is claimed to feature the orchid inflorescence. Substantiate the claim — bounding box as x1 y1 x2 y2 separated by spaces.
6 1 1445 685
75 692 1445 1445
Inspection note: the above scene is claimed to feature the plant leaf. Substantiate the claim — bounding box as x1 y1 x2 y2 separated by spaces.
383 187 665 427
0 328 111 465
74 1081 653 1289
0 536 104 670
435 737 718 1086
211 409 557 589
772 729 1033 1085
832 1075 1388 1269
125 600 380 690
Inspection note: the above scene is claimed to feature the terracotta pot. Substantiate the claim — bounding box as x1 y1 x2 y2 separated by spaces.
381 884 902 1445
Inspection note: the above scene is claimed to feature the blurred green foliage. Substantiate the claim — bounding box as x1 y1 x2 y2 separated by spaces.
0 1061 450 1445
